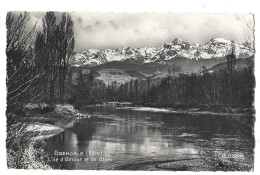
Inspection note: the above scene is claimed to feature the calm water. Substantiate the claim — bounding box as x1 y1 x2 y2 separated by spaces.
43 107 254 170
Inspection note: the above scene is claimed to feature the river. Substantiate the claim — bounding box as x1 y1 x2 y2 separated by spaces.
43 106 254 170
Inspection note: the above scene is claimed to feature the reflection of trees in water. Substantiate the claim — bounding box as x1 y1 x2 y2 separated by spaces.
43 119 98 169
43 132 76 169
157 114 250 137
107 109 253 144
120 109 253 142
157 114 254 163
69 119 97 142
54 118 77 129
138 112 254 151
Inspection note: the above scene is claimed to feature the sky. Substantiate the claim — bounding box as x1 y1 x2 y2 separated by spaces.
27 12 254 52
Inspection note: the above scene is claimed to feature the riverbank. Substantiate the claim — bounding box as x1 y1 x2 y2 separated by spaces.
117 106 254 117
115 157 253 171
8 103 92 142
155 158 253 171
6 103 85 169
85 102 254 116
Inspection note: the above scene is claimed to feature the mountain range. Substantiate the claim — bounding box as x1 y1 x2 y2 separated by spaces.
71 38 254 84
72 38 254 67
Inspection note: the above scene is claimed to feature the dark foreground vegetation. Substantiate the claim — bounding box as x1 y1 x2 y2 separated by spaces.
6 11 255 170
6 11 76 169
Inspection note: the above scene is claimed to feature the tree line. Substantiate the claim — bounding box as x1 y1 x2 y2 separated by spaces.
67 59 254 108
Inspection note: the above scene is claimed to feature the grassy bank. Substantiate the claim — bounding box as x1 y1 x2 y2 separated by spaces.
6 103 81 169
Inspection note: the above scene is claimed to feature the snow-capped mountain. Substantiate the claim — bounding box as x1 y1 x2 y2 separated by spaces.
72 38 254 67
71 49 107 66
187 38 254 60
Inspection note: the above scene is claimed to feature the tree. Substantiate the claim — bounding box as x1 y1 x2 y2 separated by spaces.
6 12 45 157
35 12 57 102
57 13 75 103
226 40 236 74
198 66 208 74
167 64 181 76
35 12 75 103
6 12 42 104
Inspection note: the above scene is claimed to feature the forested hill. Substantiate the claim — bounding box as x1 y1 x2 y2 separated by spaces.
66 55 254 108
207 57 254 73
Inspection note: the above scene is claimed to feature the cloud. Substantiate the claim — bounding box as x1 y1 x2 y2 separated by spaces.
108 20 119 30
84 25 92 32
77 17 82 24
14 12 255 52
70 13 254 52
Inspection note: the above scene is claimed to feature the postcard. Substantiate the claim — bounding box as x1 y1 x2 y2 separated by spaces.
5 10 256 171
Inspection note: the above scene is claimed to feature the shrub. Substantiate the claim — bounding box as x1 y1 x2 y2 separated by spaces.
7 144 52 169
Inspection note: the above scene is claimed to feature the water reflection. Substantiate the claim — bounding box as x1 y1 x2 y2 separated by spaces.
43 107 254 170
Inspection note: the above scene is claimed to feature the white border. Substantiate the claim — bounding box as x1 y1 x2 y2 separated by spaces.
0 0 259 175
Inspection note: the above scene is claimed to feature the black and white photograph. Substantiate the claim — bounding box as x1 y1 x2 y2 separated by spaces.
3 2 258 172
